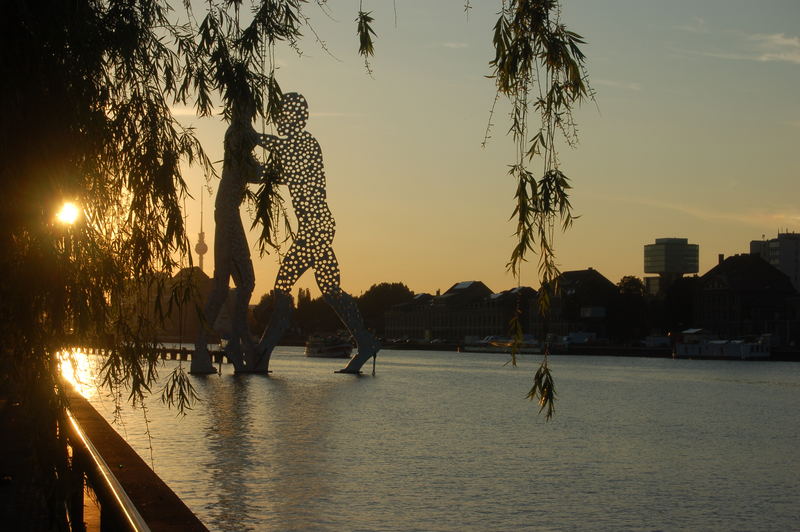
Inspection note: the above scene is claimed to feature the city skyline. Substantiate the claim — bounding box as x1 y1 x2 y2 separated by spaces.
176 1 799 298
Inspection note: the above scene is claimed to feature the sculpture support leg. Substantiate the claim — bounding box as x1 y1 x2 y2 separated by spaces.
323 289 380 374
193 215 253 373
229 258 255 373
251 291 293 372
248 242 309 373
191 270 228 374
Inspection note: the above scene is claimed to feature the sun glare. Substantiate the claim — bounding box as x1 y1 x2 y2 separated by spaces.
57 202 80 224
59 350 97 398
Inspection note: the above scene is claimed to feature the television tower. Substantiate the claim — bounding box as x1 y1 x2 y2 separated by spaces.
195 192 208 272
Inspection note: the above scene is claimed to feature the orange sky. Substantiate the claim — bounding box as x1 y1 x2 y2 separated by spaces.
177 1 799 300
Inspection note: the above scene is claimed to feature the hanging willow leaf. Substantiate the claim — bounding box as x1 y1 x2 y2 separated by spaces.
160 365 200 415
356 9 377 73
526 352 556 420
357 10 377 58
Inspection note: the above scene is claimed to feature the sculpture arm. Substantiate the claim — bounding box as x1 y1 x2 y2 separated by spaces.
250 163 272 184
258 133 280 151
256 134 287 185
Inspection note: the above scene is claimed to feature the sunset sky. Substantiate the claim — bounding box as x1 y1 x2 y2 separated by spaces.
177 0 799 300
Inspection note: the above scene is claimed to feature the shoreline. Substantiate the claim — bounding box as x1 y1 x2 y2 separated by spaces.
381 342 800 361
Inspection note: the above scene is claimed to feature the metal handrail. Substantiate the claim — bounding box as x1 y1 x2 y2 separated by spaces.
67 409 151 532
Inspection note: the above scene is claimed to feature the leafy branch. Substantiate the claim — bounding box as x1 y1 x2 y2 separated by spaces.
487 0 593 418
527 348 556 420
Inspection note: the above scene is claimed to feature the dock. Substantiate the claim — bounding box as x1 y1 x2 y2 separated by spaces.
79 344 230 364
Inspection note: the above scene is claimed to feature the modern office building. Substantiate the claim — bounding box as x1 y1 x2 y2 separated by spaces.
750 232 800 291
643 238 699 295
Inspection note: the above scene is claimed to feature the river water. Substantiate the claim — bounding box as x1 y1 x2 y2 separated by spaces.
72 348 800 531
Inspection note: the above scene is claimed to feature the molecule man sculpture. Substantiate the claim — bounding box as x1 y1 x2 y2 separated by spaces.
191 99 264 374
250 92 379 374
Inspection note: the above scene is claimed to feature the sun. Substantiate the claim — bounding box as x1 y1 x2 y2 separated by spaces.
56 202 80 224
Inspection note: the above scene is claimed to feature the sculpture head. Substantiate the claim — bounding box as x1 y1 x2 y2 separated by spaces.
277 92 308 137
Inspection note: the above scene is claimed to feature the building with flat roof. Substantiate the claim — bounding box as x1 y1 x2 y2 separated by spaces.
750 232 800 291
644 238 699 295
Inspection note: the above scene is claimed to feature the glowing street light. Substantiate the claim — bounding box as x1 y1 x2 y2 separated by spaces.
57 202 80 225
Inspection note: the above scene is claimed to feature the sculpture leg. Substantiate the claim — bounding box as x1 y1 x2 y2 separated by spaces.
229 256 255 373
311 242 379 374
250 291 293 372
324 289 380 375
191 271 228 374
249 243 310 372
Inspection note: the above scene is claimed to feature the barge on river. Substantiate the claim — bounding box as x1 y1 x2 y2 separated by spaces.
305 335 353 358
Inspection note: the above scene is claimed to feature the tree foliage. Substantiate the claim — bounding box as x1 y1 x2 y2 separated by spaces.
488 1 591 286
610 276 648 342
618 275 646 297
1 0 307 524
357 282 415 334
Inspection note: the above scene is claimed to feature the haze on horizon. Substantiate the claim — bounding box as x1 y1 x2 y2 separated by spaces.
177 0 799 299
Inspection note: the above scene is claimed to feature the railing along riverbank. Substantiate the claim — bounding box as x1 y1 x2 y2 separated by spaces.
66 388 207 531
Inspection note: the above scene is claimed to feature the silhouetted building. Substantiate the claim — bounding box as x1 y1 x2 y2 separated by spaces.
546 268 617 338
694 254 798 345
116 267 234 344
384 281 537 342
159 266 235 343
644 237 699 295
750 232 800 291
384 293 434 340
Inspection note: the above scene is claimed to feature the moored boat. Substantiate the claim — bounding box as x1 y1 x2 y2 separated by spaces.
673 339 770 360
673 329 771 360
305 335 353 358
460 335 541 354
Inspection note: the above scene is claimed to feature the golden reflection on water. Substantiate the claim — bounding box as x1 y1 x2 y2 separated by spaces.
59 349 98 398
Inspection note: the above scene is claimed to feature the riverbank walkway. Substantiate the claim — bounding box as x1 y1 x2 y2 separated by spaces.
0 390 208 530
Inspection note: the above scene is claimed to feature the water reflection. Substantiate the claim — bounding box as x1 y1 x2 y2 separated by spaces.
194 375 258 529
59 349 98 398
191 370 341 530
261 376 337 529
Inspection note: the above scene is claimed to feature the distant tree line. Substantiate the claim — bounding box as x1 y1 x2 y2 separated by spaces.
250 282 414 342
246 275 707 345
249 268 795 347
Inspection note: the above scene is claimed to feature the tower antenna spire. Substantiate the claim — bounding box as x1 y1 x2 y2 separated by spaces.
195 188 208 272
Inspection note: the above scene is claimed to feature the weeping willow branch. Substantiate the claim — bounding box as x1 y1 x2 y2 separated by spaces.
488 0 592 419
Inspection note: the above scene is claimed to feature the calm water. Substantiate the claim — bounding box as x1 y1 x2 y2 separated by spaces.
77 348 800 531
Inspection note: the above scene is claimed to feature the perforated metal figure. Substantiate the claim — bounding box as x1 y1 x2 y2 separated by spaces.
250 92 379 374
191 99 263 374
